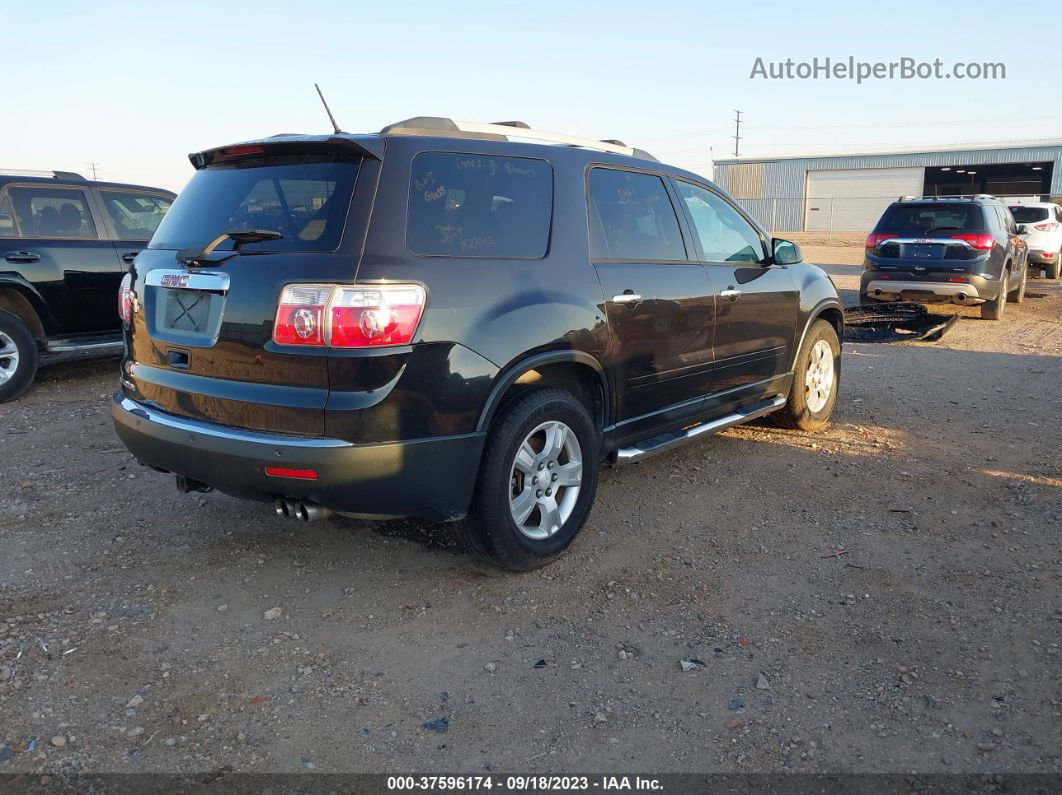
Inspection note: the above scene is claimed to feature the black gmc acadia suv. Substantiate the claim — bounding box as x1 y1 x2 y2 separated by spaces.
111 118 843 570
0 169 174 401
861 195 1029 320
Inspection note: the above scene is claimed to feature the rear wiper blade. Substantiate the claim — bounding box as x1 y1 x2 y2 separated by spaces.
921 226 961 235
177 228 283 267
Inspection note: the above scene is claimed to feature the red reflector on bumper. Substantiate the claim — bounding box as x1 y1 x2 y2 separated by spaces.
265 466 318 481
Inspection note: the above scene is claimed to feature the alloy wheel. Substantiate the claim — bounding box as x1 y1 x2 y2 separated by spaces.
804 339 834 413
508 420 583 540
0 331 20 386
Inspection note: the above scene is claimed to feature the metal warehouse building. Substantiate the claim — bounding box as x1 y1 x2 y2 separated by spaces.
712 139 1062 234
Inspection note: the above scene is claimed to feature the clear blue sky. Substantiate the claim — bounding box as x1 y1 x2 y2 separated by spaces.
6 0 1056 192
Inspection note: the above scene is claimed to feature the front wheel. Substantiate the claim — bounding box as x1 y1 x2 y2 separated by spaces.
0 310 39 404
771 318 840 432
455 387 600 571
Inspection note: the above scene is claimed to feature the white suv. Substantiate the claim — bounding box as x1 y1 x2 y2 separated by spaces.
1009 202 1062 279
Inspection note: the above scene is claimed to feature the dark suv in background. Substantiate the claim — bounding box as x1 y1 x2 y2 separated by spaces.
0 170 174 401
111 118 843 570
860 195 1028 320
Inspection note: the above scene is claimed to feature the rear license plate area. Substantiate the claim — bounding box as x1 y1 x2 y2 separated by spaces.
905 244 942 259
149 288 225 347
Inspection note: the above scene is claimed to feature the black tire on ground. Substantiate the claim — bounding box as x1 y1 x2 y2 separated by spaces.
454 387 600 571
981 270 1007 320
0 310 39 404
771 318 840 433
1047 259 1061 280
1008 266 1027 303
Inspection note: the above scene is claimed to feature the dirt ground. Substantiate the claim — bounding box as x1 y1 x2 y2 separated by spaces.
1 255 1059 777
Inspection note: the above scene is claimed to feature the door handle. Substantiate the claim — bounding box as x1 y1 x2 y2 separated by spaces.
121 252 140 263
5 251 40 264
611 292 642 305
720 287 741 301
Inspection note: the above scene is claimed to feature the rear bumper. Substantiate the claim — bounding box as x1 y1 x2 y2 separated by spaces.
111 394 485 521
861 274 995 305
1028 249 1059 265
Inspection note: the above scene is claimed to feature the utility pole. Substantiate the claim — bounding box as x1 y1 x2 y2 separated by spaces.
86 162 100 180
732 110 742 158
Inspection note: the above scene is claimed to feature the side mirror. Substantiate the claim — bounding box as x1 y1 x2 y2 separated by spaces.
1016 224 1028 235
772 238 802 265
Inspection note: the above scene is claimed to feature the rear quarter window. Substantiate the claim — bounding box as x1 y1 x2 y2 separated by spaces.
407 153 553 258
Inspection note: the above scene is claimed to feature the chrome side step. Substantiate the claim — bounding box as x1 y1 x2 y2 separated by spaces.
614 396 786 465
46 340 124 354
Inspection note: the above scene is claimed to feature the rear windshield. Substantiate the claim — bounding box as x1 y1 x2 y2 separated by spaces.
1009 206 1050 223
874 203 984 234
407 152 553 258
149 156 359 252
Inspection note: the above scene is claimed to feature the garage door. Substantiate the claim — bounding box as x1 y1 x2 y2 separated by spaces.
805 167 924 232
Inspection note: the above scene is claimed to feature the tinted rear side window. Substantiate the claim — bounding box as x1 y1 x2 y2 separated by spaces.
875 203 984 234
588 169 686 261
407 153 552 258
150 156 359 252
8 186 98 239
1009 206 1050 223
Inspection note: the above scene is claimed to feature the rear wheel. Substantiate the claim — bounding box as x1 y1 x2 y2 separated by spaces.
1046 258 1061 280
981 270 1007 320
771 319 840 432
455 387 600 571
1007 266 1027 303
0 310 38 404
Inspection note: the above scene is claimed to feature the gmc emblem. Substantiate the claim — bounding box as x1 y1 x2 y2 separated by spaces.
161 274 190 288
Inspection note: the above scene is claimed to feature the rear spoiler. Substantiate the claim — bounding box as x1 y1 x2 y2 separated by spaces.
189 134 385 169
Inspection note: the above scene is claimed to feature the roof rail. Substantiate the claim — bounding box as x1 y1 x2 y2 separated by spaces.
379 117 657 161
0 168 86 180
897 193 998 202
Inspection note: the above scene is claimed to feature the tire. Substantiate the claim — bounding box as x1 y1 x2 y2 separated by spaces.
1007 266 1027 303
0 310 39 404
455 387 600 571
981 270 1007 320
1047 259 1061 280
771 318 840 433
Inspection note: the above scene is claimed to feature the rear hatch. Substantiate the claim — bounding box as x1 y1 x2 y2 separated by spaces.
868 202 989 273
123 140 377 436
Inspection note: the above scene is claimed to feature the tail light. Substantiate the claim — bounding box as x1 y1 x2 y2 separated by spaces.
865 233 894 249
273 283 426 348
118 272 133 323
950 234 995 251
1034 222 1059 232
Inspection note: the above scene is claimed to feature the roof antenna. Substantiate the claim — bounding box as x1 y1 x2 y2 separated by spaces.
315 83 342 134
